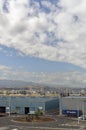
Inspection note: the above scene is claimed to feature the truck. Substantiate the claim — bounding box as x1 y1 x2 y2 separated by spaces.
62 110 82 117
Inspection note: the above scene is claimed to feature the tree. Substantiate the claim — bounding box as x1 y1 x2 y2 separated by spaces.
35 108 43 119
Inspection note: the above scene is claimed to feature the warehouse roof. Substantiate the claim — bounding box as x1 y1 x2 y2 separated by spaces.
63 96 86 99
0 96 58 102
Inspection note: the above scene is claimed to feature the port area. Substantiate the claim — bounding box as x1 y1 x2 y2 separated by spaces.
0 115 86 130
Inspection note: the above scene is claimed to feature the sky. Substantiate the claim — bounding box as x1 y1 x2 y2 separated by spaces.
0 0 86 87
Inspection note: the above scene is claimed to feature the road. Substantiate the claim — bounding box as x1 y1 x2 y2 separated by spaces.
0 115 85 130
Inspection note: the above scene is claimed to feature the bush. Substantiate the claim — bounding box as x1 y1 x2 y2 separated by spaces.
35 108 43 119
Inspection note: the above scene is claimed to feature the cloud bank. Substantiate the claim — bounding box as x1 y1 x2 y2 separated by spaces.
0 0 86 68
0 64 86 87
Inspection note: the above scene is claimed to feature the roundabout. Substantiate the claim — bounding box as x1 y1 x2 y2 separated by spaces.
0 115 85 130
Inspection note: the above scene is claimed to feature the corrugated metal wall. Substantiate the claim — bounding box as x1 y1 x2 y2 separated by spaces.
0 96 59 114
62 97 86 115
45 98 59 111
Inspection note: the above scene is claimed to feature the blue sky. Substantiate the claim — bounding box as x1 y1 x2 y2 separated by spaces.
0 0 86 87
0 45 85 72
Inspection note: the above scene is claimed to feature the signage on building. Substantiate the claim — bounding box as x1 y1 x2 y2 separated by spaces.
6 107 10 110
29 111 35 114
38 107 43 110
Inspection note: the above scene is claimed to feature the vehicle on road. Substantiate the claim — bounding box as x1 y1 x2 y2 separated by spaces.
78 115 86 120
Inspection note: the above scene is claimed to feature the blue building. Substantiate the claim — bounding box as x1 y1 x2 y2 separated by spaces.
0 96 59 115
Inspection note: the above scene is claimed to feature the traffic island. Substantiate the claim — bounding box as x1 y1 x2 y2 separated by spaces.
13 115 54 123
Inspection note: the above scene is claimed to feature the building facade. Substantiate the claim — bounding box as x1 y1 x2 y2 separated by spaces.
0 96 59 115
61 96 86 116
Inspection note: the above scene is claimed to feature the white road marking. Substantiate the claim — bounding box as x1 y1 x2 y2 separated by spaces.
12 128 18 130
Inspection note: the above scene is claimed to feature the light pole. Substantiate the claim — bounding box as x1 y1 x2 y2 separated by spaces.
82 101 84 120
59 93 62 115
8 96 11 116
77 101 80 125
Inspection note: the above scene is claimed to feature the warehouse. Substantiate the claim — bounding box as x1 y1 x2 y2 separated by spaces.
0 96 59 115
61 96 86 116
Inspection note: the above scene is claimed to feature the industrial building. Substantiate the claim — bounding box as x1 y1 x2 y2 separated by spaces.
0 96 59 115
61 96 86 116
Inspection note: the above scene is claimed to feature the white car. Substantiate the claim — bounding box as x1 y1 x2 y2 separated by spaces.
78 115 86 120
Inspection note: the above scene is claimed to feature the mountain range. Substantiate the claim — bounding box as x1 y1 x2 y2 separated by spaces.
0 79 39 88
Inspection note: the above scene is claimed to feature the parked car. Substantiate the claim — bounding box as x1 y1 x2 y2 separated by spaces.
78 115 86 120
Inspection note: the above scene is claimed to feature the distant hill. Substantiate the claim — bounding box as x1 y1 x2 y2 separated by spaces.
0 79 39 88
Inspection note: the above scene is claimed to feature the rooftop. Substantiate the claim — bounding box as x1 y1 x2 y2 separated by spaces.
0 96 58 102
63 96 86 99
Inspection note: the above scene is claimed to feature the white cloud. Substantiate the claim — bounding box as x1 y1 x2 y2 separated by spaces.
0 65 86 87
0 0 86 68
0 65 11 71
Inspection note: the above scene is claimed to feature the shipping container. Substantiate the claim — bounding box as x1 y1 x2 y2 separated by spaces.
62 110 82 117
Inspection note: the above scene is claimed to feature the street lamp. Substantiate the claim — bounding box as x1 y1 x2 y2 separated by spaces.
77 101 80 125
8 96 11 116
82 101 85 120
59 93 62 115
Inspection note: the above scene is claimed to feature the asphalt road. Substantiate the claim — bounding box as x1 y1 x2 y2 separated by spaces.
0 115 85 130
